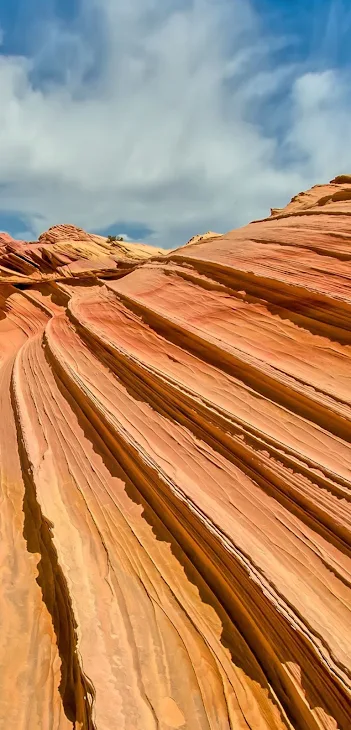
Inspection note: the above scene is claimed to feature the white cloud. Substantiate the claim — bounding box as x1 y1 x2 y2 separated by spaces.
0 0 350 247
288 69 351 179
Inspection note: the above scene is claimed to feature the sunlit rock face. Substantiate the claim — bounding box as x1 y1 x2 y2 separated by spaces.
0 223 165 283
0 179 351 729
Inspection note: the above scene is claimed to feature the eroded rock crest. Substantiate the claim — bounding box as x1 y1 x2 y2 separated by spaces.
0 179 351 729
0 223 165 283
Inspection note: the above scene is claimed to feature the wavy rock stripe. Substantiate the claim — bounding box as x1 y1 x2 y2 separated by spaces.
0 177 350 729
0 224 165 284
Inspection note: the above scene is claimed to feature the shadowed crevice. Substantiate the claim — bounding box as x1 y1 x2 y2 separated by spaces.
10 369 96 730
43 319 351 730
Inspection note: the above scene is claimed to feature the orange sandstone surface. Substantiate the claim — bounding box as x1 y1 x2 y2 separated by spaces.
0 224 165 283
0 179 351 729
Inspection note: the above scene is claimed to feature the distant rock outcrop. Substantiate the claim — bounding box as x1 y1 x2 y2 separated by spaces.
184 230 222 246
38 223 95 244
267 174 351 218
0 223 165 283
0 179 350 729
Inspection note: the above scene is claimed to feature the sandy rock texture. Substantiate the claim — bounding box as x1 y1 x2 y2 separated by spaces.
0 178 351 729
0 224 165 283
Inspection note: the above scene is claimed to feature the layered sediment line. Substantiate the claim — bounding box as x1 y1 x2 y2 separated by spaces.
0 177 350 728
0 224 165 284
11 359 96 728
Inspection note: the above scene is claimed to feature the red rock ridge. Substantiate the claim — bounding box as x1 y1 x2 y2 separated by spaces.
184 230 222 246
0 223 165 283
0 178 350 728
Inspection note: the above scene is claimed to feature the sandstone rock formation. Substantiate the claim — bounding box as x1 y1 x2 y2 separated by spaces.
0 178 351 729
184 231 222 246
0 224 165 283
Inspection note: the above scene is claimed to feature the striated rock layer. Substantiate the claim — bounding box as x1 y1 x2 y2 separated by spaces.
0 178 351 729
0 224 165 283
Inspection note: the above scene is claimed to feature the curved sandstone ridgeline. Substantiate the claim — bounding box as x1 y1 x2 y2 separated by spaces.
0 177 351 729
0 224 165 283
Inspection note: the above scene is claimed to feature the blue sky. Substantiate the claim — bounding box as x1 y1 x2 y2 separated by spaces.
1 0 351 247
